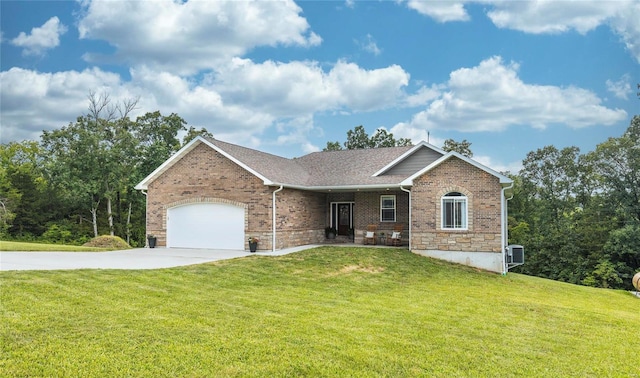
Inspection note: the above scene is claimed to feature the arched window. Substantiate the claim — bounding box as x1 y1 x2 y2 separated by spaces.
441 192 467 230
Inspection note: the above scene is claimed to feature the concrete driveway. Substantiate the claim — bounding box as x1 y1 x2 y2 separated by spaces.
0 245 317 271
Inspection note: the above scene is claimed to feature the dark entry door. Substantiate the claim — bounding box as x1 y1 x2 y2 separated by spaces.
338 203 351 235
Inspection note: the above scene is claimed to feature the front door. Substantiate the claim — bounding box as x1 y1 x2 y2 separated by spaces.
337 203 351 235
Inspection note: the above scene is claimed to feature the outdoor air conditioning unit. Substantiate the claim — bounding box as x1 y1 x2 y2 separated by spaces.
507 245 524 269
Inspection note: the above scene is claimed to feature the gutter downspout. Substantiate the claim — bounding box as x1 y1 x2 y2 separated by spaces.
400 186 411 250
272 185 284 252
501 182 514 275
140 190 148 247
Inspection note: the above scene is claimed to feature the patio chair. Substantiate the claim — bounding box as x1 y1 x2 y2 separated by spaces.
387 224 403 246
363 224 378 245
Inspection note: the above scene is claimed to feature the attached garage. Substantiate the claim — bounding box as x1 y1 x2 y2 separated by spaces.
167 203 245 250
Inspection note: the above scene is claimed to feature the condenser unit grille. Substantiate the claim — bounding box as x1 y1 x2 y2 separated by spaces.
507 245 524 269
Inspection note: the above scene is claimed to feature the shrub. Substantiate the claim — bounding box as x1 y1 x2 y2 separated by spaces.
83 235 132 250
42 224 73 244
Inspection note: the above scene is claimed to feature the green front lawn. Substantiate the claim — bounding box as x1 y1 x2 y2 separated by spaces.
1 247 638 377
0 241 108 252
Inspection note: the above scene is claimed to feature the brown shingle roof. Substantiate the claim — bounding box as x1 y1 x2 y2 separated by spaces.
136 136 511 191
209 138 414 188
295 146 414 186
208 138 310 185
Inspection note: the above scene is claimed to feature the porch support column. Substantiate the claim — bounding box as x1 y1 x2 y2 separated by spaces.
400 186 411 250
272 185 283 252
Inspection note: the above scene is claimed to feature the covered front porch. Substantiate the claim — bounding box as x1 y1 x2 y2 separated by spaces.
325 190 410 247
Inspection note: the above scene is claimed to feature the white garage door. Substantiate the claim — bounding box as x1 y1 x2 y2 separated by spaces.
167 203 244 250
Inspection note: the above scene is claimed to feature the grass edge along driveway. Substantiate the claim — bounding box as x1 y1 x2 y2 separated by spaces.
0 241 109 252
1 246 638 377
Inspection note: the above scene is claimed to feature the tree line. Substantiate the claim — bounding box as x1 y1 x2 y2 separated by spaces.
0 93 211 246
0 95 637 288
508 116 639 289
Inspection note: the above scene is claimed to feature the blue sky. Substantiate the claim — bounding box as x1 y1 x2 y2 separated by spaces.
1 0 638 173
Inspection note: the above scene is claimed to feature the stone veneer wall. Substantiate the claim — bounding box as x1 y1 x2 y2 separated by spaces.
273 188 326 249
411 157 503 253
146 142 329 251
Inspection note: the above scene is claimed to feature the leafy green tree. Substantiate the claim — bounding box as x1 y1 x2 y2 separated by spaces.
326 125 413 151
510 117 640 289
513 145 592 284
442 139 473 157
345 125 371 149
40 92 186 244
41 116 109 237
587 115 640 224
0 141 54 238
582 260 624 288
182 126 214 146
602 225 640 286
0 145 22 236
369 128 397 148
520 146 583 223
323 141 343 151
132 111 186 177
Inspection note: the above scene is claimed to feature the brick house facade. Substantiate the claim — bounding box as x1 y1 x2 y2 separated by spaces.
136 137 513 273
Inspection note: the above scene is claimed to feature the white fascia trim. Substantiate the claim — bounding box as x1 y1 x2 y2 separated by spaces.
271 183 408 192
198 138 274 185
134 136 274 191
134 136 203 190
400 151 513 186
372 140 446 177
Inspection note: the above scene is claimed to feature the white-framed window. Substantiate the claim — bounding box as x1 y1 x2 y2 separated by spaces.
381 195 396 222
441 192 467 230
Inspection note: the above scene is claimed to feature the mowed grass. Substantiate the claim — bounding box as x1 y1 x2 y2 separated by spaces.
1 247 638 377
0 241 108 252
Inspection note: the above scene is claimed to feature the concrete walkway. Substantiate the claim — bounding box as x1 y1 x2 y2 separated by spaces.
0 245 320 271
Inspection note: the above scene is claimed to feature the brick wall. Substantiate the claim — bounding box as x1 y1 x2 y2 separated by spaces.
353 190 410 244
146 142 329 251
411 157 502 253
274 188 326 249
146 142 273 249
145 142 503 254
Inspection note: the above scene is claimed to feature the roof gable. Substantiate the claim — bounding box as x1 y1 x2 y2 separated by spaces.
134 137 278 190
135 137 512 191
373 142 445 177
401 151 512 186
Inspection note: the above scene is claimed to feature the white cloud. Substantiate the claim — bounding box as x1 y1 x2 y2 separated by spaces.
0 58 411 147
77 0 321 75
606 74 632 100
389 122 445 147
272 115 321 153
359 34 382 56
328 61 410 111
485 1 618 34
608 1 640 63
474 155 523 175
0 67 124 142
487 0 640 62
404 84 442 107
11 16 67 56
404 1 640 63
405 0 470 22
214 58 409 115
391 56 627 135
